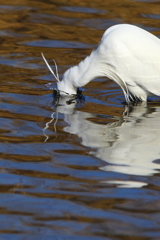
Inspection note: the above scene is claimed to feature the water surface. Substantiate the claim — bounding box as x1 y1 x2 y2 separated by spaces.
0 0 160 239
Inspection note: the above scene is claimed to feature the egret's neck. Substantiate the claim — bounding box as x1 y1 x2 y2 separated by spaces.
58 49 106 95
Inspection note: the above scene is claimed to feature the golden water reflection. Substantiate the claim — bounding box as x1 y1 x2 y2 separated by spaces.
0 0 160 239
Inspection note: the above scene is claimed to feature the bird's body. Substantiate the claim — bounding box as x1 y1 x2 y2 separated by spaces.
43 24 160 103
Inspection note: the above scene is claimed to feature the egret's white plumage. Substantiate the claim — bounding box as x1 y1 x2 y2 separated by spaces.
43 24 160 103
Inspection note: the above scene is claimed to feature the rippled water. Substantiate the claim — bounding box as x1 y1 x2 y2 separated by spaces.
1 0 160 239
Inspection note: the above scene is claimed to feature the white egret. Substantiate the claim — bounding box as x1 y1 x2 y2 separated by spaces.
42 24 160 103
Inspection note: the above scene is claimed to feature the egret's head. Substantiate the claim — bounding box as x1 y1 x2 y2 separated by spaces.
41 53 77 97
57 76 77 96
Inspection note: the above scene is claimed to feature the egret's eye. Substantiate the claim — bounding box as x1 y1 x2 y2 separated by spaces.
53 89 60 97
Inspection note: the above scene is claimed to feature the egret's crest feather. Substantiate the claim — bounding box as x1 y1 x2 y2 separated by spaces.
41 52 60 82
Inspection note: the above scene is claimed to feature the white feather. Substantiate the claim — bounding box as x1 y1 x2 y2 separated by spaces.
41 52 60 82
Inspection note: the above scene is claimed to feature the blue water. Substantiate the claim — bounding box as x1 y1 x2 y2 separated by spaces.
0 1 160 239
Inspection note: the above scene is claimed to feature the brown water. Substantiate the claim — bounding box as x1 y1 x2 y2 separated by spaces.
1 0 160 239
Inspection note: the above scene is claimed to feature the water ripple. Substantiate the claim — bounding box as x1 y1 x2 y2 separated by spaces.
1 0 160 239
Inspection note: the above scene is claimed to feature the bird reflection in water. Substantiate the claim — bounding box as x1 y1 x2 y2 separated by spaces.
43 94 160 188
43 89 85 142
